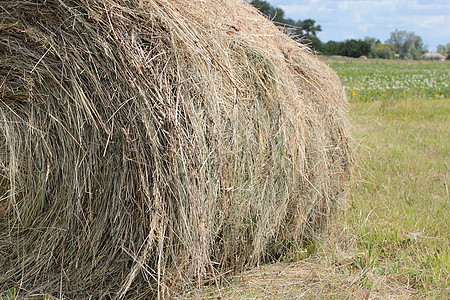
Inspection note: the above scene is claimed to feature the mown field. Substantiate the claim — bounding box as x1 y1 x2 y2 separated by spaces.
2 59 449 300
186 58 450 299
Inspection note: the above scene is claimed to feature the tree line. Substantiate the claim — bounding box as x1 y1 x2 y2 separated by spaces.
249 0 449 60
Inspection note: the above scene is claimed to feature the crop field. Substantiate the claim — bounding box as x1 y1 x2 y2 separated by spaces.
187 58 450 299
327 58 450 101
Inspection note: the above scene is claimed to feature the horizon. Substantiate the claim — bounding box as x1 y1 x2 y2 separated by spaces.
264 0 450 52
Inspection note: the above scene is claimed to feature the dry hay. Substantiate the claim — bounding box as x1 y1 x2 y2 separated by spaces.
0 0 352 298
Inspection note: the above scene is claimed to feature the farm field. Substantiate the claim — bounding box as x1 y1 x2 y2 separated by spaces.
186 58 450 299
326 57 450 101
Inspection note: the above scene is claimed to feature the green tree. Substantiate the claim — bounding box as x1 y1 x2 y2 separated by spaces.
386 29 425 59
322 41 341 56
292 19 322 51
374 44 395 59
437 43 450 57
364 37 381 58
322 40 371 58
249 0 323 51
294 19 322 37
342 39 371 57
250 0 287 24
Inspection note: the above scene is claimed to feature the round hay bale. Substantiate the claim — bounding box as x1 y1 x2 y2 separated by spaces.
0 0 352 298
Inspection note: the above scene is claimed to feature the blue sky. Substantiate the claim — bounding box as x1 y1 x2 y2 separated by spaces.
265 0 450 51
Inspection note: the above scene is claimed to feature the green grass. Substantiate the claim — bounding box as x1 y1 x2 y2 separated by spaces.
340 96 449 297
0 289 17 300
1 289 54 300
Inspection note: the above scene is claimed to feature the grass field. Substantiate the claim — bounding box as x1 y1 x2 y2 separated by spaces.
184 58 450 299
326 58 450 101
2 59 449 299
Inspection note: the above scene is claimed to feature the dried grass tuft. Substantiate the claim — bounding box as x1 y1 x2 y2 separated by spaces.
0 0 352 298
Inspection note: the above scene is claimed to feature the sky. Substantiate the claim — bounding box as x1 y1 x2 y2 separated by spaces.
266 0 450 52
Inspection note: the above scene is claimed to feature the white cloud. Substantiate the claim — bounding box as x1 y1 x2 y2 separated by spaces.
407 0 450 11
338 1 350 9
418 15 447 29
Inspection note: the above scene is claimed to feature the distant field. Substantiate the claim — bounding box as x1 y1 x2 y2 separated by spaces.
323 57 450 101
187 58 450 299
